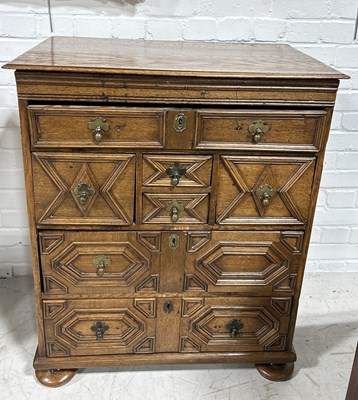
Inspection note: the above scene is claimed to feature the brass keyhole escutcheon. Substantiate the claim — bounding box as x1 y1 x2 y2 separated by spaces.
169 234 179 250
91 321 109 340
166 200 184 223
227 319 243 337
248 120 270 144
173 113 187 133
93 255 112 275
163 300 173 314
75 183 94 205
166 162 187 186
256 184 276 207
88 117 110 143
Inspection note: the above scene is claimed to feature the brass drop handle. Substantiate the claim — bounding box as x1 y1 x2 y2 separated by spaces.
249 120 270 144
88 117 110 143
166 200 184 223
91 321 109 340
75 183 94 205
227 319 243 337
256 184 276 207
166 162 187 187
93 255 112 276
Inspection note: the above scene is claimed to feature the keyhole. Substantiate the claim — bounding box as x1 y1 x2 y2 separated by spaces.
169 234 179 249
164 300 173 313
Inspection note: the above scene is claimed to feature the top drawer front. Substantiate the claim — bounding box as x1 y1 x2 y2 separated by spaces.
28 105 165 149
195 109 326 152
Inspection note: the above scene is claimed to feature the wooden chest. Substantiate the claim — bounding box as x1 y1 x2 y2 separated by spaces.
4 37 347 387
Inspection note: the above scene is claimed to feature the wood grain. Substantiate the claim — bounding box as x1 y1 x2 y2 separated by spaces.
4 37 348 79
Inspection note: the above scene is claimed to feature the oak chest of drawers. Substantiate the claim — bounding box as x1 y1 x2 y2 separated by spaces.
4 37 347 387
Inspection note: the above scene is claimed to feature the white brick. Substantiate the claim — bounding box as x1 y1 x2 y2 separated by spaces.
342 113 358 131
11 263 32 275
183 19 216 41
0 68 16 85
0 229 30 246
0 170 25 189
321 171 358 188
336 152 358 170
345 261 358 272
308 243 358 260
0 39 41 62
330 0 358 19
310 261 347 272
0 87 18 107
336 69 355 90
141 0 197 17
0 190 26 209
0 150 23 169
335 93 358 111
314 208 358 225
0 129 22 149
350 228 358 243
0 0 48 13
253 19 285 42
146 19 182 41
335 47 358 68
321 227 350 243
202 0 271 17
286 21 321 43
327 133 358 151
75 17 112 38
323 152 336 170
112 18 146 40
320 21 355 44
0 245 31 263
331 112 342 130
326 191 356 208
316 191 327 207
36 15 74 37
295 45 336 66
0 107 20 128
216 18 251 41
0 14 36 38
1 210 28 228
310 227 321 243
272 0 330 18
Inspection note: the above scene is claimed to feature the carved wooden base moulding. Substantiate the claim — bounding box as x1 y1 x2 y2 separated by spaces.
4 37 347 387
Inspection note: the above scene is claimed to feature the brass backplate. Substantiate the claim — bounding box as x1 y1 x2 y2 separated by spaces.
169 234 179 250
173 113 187 133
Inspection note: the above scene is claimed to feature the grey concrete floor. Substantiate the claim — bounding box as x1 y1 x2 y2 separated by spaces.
0 273 357 400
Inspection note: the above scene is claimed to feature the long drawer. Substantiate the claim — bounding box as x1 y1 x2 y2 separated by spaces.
43 296 291 357
40 230 303 296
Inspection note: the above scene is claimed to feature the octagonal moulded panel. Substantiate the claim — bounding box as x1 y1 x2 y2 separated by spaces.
40 231 158 295
182 297 290 353
44 299 156 357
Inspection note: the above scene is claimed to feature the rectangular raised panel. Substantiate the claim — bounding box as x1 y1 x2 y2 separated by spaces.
28 105 165 149
195 109 326 151
143 154 213 188
216 155 316 225
43 299 156 357
180 296 291 353
40 231 161 295
32 152 135 226
142 193 209 224
184 231 303 295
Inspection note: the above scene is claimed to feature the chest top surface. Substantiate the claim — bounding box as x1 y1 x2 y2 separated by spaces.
3 36 347 80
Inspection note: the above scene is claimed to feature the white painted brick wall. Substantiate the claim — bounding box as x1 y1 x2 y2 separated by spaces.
0 0 357 275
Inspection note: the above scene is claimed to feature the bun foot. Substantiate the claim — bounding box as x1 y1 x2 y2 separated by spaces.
35 368 78 387
255 362 294 381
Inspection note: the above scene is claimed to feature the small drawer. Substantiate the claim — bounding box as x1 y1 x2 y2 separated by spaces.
28 105 165 148
195 109 326 151
216 155 315 225
142 193 209 224
32 152 135 226
180 296 291 353
43 298 156 357
40 231 161 295
143 154 213 188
